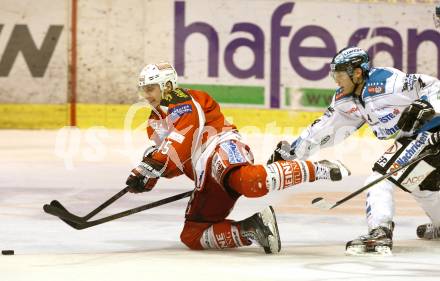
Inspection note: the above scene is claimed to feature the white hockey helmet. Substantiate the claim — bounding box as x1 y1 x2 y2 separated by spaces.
138 62 178 94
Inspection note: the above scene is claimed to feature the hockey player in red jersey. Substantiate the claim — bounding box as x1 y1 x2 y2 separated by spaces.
125 62 350 254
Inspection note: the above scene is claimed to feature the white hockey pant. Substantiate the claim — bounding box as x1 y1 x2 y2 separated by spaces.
365 172 440 230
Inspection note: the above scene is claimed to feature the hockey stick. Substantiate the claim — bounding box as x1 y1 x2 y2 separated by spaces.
311 147 440 210
46 186 131 223
43 190 193 230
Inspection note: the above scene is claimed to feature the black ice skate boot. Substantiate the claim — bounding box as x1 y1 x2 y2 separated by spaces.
345 222 394 256
314 160 351 181
417 223 440 240
239 206 281 254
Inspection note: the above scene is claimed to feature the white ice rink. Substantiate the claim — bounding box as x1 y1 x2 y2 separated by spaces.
1 129 440 281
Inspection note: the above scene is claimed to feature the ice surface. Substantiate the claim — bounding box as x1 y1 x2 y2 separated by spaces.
1 129 439 281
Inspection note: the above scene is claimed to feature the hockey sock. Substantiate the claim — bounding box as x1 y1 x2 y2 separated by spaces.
199 221 251 249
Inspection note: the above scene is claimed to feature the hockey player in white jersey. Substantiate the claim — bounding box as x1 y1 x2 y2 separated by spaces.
268 46 440 255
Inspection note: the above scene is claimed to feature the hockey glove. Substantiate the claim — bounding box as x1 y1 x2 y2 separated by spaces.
428 131 440 148
143 145 157 158
397 99 435 132
126 157 165 193
267 140 296 164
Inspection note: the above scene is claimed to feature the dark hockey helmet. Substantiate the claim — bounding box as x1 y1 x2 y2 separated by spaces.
330 47 370 78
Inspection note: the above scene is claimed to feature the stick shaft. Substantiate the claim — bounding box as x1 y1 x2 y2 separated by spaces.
330 148 438 209
83 186 130 220
45 190 193 229
82 191 192 228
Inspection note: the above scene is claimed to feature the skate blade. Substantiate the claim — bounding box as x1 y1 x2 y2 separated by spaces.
261 206 281 254
345 245 392 256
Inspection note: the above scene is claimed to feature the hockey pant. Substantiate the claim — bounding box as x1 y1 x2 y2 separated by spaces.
180 141 318 250
367 131 440 230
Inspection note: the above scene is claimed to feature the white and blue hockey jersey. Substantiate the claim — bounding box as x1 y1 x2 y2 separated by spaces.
292 67 440 159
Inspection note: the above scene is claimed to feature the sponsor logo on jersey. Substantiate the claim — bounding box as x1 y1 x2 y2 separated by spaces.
345 106 358 114
378 110 400 123
211 152 226 181
377 141 402 168
169 104 192 120
400 160 435 192
395 131 429 166
168 131 185 144
324 106 335 117
335 88 351 101
220 141 245 164
149 120 169 141
320 135 331 145
367 82 385 94
402 74 417 92
310 119 321 127
381 124 400 136
385 142 402 154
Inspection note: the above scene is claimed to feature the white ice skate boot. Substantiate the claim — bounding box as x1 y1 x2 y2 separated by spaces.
417 223 440 240
315 160 351 181
239 206 281 254
346 222 394 256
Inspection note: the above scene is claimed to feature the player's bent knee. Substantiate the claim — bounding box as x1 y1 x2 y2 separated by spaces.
227 165 268 198
180 233 203 250
180 222 208 250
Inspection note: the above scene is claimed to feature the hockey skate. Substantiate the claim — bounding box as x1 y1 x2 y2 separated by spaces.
239 206 281 254
417 223 440 240
315 160 351 181
345 222 394 256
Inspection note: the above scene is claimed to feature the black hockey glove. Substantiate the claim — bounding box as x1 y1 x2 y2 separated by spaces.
143 145 157 158
267 140 296 164
397 99 435 132
428 131 440 148
126 157 164 193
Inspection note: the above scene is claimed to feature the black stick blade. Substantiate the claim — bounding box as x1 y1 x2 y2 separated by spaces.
43 203 85 230
311 197 323 204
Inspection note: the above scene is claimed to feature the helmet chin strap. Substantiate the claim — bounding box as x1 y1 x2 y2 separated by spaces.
348 70 364 96
352 79 363 95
